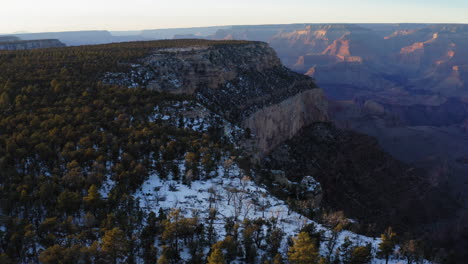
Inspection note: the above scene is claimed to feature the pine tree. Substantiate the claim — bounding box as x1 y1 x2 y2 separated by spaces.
57 190 81 215
83 184 101 209
377 227 397 264
288 232 319 264
157 254 169 264
273 253 285 264
350 245 372 264
207 246 225 264
141 212 158 264
400 240 421 264
0 91 10 107
101 227 129 264
39 245 65 264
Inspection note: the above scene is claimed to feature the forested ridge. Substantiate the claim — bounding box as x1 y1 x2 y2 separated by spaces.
0 40 243 263
0 40 428 264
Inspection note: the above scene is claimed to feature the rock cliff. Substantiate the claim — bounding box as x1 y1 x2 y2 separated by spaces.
104 40 457 238
263 122 458 234
106 40 328 154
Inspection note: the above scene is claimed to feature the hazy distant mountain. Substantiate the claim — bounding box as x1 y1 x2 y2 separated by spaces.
0 39 65 50
11 27 231 46
13 30 148 46
207 24 468 226
0 36 20 42
140 26 230 39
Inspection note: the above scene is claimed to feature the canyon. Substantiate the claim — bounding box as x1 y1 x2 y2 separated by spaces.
203 23 468 208
3 24 467 261
104 40 457 238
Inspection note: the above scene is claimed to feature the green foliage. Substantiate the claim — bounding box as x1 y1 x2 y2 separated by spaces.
400 239 423 264
57 190 81 215
101 227 129 264
207 243 225 264
377 227 397 264
288 232 320 264
0 40 234 262
349 245 372 264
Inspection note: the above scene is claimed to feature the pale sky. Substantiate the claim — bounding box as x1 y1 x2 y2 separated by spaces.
1 0 467 33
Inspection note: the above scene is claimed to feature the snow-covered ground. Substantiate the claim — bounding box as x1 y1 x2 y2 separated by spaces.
97 101 429 263
128 161 427 264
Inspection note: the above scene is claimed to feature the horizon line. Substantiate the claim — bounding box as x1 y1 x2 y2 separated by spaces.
2 22 468 35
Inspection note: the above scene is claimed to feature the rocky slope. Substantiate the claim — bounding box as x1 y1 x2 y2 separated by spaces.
105 41 328 155
0 39 65 50
263 123 458 233
104 40 457 240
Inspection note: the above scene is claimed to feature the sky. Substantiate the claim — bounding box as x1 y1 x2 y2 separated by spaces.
1 0 467 34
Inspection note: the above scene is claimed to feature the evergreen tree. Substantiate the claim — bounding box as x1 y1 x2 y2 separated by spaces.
141 212 158 264
400 240 421 264
101 227 129 264
349 245 372 264
288 232 319 264
83 184 101 211
207 245 225 264
377 227 397 264
157 254 169 264
57 190 81 215
273 253 285 264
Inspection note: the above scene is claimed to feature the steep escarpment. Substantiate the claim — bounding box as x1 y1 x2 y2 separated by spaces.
0 39 65 50
242 89 327 154
104 39 459 244
106 41 327 154
263 123 459 234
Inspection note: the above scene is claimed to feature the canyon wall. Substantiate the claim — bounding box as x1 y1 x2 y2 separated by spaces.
106 41 328 154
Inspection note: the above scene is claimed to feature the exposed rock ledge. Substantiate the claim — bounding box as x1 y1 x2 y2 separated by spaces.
105 40 328 154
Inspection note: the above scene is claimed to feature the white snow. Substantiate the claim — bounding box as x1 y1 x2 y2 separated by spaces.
132 160 428 264
95 100 430 263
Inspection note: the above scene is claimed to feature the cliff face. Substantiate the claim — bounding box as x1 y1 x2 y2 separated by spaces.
142 43 281 95
263 123 458 234
0 39 65 50
103 39 458 242
242 89 327 154
106 41 327 154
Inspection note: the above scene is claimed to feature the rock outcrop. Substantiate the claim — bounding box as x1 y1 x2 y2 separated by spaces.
0 39 65 50
242 89 327 154
106 40 327 154
104 39 458 240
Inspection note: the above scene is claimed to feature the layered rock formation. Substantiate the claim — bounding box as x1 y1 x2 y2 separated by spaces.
103 40 457 239
242 89 327 154
105 40 327 154
0 39 65 50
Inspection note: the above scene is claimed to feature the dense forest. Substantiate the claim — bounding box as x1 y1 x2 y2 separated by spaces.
0 40 430 263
